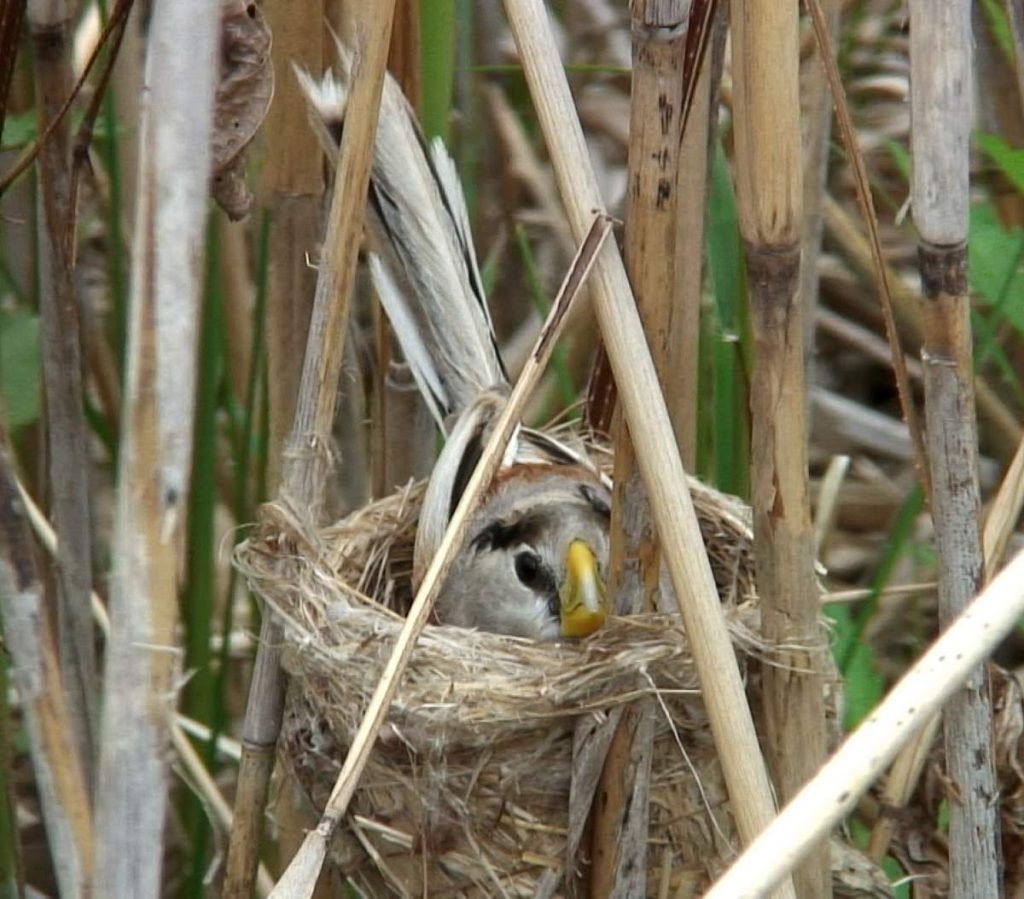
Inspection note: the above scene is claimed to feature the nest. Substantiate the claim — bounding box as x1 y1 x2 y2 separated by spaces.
238 477 860 897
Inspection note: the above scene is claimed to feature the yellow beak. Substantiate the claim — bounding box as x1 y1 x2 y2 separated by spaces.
560 540 608 638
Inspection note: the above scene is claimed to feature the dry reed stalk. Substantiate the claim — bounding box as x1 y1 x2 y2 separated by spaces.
822 196 1022 460
705 543 1024 899
502 4 792 894
729 1 829 895
269 216 614 899
372 1 432 496
909 3 1001 895
169 726 275 897
982 434 1024 570
799 0 839 359
593 3 690 893
28 0 97 787
225 7 398 896
91 1 220 894
386 0 420 109
226 0 320 886
866 712 942 862
261 0 323 489
0 425 92 898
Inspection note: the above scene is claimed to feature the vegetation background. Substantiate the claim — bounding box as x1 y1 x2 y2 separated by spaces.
0 0 1022 896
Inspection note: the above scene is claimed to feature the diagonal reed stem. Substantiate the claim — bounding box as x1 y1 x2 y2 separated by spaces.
502 3 794 896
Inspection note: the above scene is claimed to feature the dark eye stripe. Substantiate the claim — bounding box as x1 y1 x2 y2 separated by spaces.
470 511 548 552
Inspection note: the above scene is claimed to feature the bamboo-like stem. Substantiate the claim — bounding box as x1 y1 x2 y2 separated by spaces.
226 0 322 888
27 0 97 790
225 8 398 896
0 424 92 899
269 216 614 899
92 2 220 895
594 3 689 893
262 0 323 488
706 544 1024 899
729 0 829 895
909 4 1000 895
502 4 792 894
375 0 433 493
169 727 274 897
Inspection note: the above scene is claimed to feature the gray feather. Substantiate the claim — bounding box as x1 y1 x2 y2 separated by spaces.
297 47 505 426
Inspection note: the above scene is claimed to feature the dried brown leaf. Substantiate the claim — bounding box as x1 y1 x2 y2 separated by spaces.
211 1 273 219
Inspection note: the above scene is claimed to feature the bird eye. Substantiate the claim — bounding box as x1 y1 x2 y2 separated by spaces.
514 551 542 588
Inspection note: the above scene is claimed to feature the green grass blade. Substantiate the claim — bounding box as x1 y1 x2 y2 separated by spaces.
706 142 750 497
420 0 456 143
181 224 222 896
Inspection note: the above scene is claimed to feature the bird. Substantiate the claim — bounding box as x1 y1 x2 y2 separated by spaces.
297 49 610 641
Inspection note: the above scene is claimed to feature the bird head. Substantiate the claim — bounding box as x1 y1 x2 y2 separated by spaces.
436 466 612 641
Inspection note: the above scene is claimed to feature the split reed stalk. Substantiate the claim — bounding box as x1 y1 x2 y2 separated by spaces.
225 6 398 895
594 3 689 893
502 4 793 896
728 1 830 895
91 2 220 895
909 2 1001 894
28 0 97 788
0 425 92 898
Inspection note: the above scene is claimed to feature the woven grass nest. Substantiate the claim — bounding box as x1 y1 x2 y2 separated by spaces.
239 474 874 898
